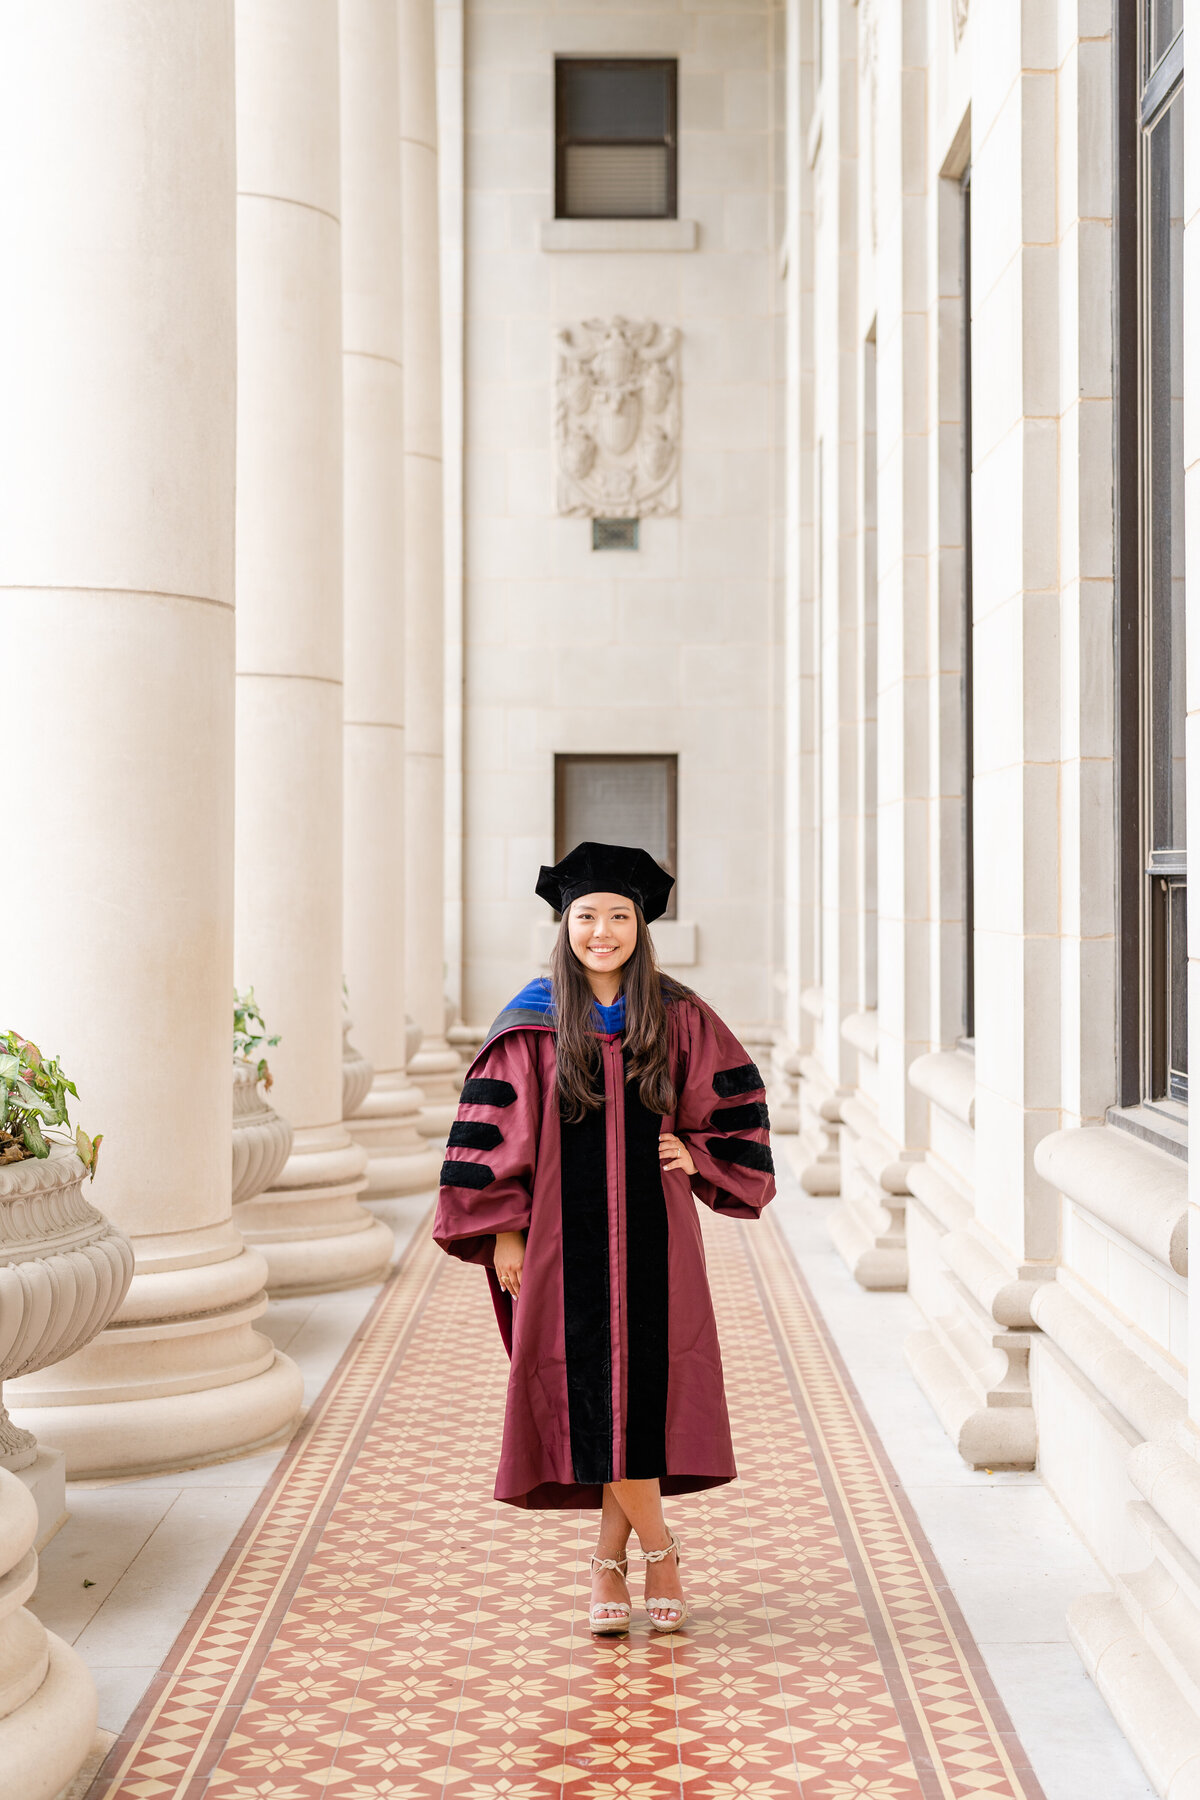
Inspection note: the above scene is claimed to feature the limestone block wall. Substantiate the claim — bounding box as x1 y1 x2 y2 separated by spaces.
457 0 785 1026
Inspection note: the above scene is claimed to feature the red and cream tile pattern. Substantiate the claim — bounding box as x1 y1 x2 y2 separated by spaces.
91 1210 1045 1800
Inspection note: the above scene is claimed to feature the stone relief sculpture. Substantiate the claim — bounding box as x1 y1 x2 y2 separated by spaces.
951 0 969 45
555 317 681 518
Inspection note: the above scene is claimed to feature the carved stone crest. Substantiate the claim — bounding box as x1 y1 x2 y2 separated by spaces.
555 317 680 518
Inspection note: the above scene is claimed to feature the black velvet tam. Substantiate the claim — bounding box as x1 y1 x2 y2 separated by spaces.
536 841 675 923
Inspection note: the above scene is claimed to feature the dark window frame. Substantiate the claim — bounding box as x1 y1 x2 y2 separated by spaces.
555 58 679 221
554 752 678 920
961 164 975 1044
1114 0 1187 1114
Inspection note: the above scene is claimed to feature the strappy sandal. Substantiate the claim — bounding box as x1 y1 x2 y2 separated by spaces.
638 1530 687 1632
588 1552 631 1635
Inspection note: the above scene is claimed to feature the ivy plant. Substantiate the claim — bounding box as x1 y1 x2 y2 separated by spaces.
0 1032 102 1178
233 989 280 1090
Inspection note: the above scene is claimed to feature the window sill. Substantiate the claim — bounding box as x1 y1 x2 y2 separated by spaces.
532 918 697 966
1106 1101 1188 1162
540 218 698 253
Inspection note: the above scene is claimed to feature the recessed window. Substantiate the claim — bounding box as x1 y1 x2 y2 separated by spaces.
1115 0 1186 1111
592 518 639 551
555 59 677 221
555 754 677 920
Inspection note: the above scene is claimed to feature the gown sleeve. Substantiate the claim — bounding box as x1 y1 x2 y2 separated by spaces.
432 1030 542 1265
672 999 775 1220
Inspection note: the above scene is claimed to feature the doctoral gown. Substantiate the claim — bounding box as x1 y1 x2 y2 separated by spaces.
432 978 775 1509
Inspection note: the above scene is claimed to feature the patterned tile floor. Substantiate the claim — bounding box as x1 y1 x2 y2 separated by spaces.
90 1209 1046 1800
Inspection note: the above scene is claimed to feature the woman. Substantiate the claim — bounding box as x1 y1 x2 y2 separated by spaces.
433 841 774 1634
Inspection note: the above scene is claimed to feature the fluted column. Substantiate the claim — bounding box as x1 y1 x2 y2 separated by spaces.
1 2 302 1479
232 0 394 1290
401 0 459 1135
340 0 440 1199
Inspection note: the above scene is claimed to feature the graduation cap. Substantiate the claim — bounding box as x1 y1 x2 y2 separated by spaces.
536 841 675 924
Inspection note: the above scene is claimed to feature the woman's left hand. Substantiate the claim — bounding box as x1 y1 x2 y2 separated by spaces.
658 1132 697 1176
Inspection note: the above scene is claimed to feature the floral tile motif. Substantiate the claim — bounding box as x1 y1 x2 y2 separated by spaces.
88 1210 1045 1800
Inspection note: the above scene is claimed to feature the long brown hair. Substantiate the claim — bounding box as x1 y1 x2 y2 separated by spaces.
549 903 691 1121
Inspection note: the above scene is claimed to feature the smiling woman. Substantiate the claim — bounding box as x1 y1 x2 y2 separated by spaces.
432 841 775 1638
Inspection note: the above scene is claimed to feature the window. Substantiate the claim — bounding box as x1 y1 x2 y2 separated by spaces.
961 166 975 1042
860 332 878 1014
555 60 677 220
1116 1 1186 1110
554 754 677 919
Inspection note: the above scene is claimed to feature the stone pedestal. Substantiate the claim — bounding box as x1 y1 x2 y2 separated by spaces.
15 1452 66 1555
0 1471 97 1800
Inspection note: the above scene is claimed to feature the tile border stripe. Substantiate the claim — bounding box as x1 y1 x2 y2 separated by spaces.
743 1211 1047 1800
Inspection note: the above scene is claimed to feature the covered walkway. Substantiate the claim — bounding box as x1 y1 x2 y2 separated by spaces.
64 1172 1147 1800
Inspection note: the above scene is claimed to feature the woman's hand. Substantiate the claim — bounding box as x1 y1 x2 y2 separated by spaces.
494 1230 526 1298
658 1133 697 1177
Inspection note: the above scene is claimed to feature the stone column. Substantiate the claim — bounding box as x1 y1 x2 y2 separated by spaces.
795 0 860 1198
341 0 439 1198
400 0 459 1134
829 0 927 1290
1 2 302 1477
233 0 394 1289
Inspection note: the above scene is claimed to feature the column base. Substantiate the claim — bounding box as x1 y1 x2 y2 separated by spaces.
234 1123 394 1295
408 1042 463 1139
9 1222 304 1479
903 1164 1039 1469
904 1327 1036 1468
828 1094 911 1290
12 1354 302 1482
347 1072 441 1198
795 1056 846 1196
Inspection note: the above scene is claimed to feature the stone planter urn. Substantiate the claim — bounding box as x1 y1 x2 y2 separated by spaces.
342 1017 374 1121
232 1059 292 1207
0 1146 134 1471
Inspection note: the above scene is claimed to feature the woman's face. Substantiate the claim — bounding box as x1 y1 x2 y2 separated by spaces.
567 893 638 977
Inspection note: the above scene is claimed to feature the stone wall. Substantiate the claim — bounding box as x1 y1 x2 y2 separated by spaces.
455 0 786 1026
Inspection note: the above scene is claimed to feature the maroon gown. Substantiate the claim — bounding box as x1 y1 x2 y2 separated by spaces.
432 989 775 1508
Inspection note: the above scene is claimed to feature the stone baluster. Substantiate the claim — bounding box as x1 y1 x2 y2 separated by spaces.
1 0 303 1477
0 1471 96 1799
341 0 441 1199
231 0 395 1291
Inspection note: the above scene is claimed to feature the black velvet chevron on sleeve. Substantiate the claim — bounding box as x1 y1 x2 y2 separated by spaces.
713 1062 763 1098
460 1077 517 1107
705 1136 775 1174
439 1159 496 1189
710 1101 770 1133
448 1120 504 1151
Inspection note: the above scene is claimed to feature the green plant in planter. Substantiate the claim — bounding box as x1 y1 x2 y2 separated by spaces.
0 1032 102 1177
234 989 281 1090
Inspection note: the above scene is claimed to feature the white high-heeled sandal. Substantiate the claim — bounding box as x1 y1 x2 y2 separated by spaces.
638 1531 687 1632
588 1553 631 1635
